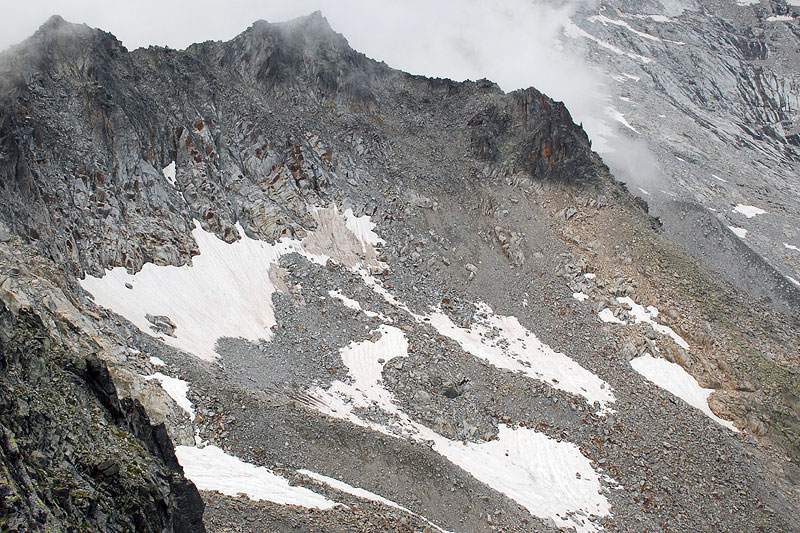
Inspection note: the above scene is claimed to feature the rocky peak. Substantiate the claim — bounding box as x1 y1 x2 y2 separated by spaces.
1 8 800 533
1 14 126 75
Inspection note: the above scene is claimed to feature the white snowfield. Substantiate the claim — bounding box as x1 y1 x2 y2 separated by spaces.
145 372 195 419
83 205 616 530
162 161 177 187
309 326 613 533
616 296 689 350
80 205 380 361
175 445 338 509
596 295 738 430
588 14 662 42
564 19 655 63
733 204 767 218
605 106 639 134
424 303 616 414
357 268 616 415
728 226 747 239
599 297 688 350
297 469 450 533
630 355 738 432
598 308 624 324
328 289 382 319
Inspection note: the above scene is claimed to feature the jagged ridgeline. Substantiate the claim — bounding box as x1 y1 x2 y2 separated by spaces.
0 13 600 279
0 10 798 533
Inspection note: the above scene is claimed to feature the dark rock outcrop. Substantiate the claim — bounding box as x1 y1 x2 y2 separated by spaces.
0 305 204 532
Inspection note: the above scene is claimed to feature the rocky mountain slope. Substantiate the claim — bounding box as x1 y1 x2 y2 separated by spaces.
563 0 800 316
0 10 798 533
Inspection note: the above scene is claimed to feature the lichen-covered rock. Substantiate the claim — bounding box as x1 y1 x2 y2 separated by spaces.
0 306 204 532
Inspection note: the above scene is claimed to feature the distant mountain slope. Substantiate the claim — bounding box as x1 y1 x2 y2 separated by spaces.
564 0 800 316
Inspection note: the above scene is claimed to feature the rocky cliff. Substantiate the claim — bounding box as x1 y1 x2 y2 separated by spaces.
0 11 798 533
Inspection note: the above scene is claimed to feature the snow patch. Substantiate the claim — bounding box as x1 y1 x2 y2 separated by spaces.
617 297 689 350
149 356 166 367
81 207 384 361
788 276 800 287
598 308 624 324
573 292 589 302
728 226 747 239
564 19 654 63
175 445 338 509
784 243 799 252
711 174 728 183
307 327 613 532
630 355 738 431
589 14 662 42
606 106 639 133
766 15 794 21
424 302 615 414
343 207 385 252
733 204 767 218
145 372 194 418
162 161 177 187
298 470 450 533
328 289 381 319
629 13 676 23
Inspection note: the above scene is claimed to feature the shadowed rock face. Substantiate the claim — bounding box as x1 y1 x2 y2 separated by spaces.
0 13 599 280
0 306 205 532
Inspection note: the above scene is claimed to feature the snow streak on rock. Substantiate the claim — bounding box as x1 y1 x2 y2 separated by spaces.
630 355 738 432
616 297 689 350
145 372 194 419
733 204 767 218
308 326 613 533
328 289 382 319
297 469 450 533
162 161 177 187
424 303 616 415
175 445 338 509
728 226 748 239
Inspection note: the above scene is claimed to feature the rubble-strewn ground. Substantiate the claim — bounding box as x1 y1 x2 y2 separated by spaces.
0 7 798 533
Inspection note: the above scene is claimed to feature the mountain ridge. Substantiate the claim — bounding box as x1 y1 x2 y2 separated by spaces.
0 10 798 532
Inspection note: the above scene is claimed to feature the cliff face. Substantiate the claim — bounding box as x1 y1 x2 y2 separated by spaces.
0 304 204 532
0 11 799 533
564 0 800 315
